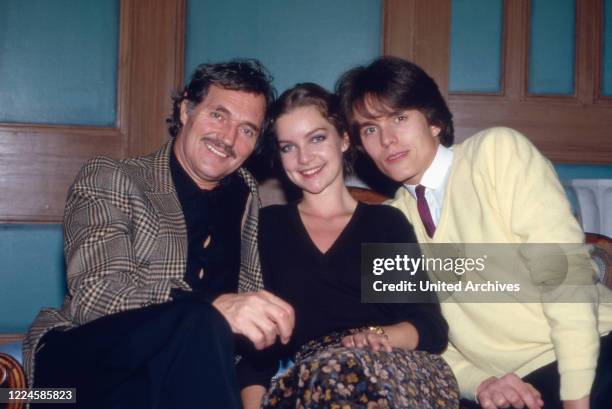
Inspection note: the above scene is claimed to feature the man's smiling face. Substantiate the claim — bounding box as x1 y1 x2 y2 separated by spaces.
173 85 266 190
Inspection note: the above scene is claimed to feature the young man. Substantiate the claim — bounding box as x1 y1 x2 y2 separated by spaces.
25 60 294 409
337 56 612 409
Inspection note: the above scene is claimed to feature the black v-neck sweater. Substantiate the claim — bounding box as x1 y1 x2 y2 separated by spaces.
237 202 449 388
260 201 447 353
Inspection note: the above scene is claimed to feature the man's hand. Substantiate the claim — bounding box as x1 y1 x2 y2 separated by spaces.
341 331 392 352
476 374 544 409
212 290 294 350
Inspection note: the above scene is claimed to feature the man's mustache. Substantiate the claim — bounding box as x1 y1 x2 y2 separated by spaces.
201 136 237 158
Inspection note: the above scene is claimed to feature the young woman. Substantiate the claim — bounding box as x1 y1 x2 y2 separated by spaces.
239 83 458 409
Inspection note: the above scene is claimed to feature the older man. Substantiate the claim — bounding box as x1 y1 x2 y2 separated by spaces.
337 57 612 409
25 60 294 409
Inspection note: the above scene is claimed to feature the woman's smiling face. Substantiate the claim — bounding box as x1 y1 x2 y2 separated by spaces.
275 105 349 195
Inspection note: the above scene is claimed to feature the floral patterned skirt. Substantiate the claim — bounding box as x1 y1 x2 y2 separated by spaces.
261 330 459 409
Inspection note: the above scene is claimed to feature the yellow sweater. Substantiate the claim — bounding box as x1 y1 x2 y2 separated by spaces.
390 127 612 401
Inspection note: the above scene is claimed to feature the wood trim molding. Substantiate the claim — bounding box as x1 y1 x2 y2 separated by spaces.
382 0 417 61
0 126 124 222
447 97 612 163
0 334 23 345
575 0 597 104
503 0 529 100
124 0 185 157
0 0 185 223
116 0 132 140
593 0 608 103
382 0 451 99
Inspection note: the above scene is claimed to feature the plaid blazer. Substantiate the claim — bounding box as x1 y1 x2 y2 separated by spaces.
22 140 263 385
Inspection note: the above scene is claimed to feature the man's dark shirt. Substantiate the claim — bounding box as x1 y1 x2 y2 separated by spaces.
169 148 249 302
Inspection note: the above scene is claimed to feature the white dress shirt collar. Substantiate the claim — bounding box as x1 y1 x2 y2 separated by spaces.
402 144 453 227
404 144 454 196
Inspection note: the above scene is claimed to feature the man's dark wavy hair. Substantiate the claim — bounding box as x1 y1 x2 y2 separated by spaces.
166 59 276 146
336 56 454 147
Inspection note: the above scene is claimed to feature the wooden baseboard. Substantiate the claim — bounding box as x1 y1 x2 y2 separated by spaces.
0 334 24 345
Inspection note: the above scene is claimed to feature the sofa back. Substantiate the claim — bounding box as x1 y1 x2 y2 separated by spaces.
2 165 612 334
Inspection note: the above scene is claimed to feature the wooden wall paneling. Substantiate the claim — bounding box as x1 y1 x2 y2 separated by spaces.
502 0 529 100
125 0 185 157
575 0 598 104
0 126 123 222
445 1 524 103
412 0 451 97
0 0 186 223
383 0 612 164
382 0 417 61
115 0 132 142
594 0 609 103
447 100 612 162
382 0 451 99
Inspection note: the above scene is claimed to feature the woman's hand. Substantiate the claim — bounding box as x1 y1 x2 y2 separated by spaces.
342 322 420 351
341 330 392 352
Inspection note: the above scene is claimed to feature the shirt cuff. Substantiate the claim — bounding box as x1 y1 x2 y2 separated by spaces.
559 369 595 401
455 367 492 401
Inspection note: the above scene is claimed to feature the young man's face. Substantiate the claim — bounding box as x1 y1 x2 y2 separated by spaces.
173 85 266 190
353 99 441 185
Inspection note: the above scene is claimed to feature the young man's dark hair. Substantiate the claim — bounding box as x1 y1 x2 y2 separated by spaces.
336 56 454 147
167 59 276 142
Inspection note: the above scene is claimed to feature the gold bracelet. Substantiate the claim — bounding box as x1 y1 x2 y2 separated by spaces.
367 326 386 336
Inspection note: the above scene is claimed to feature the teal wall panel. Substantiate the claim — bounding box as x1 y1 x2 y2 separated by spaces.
0 0 119 126
554 164 612 180
528 0 575 95
0 225 65 333
604 0 612 96
185 0 381 93
449 0 503 93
